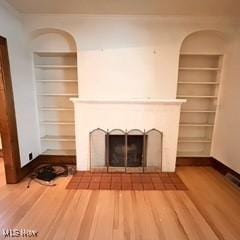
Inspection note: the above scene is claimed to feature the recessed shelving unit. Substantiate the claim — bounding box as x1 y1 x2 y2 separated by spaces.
177 53 223 157
34 52 78 156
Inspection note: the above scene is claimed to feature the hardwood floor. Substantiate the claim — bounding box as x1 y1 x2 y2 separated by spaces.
0 158 6 187
0 164 239 240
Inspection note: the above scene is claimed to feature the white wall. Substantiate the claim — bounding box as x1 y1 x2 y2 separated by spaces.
0 1 40 166
24 15 239 100
212 32 240 173
23 14 240 172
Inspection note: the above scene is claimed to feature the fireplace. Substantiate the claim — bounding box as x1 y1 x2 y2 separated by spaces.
90 128 162 172
71 98 186 172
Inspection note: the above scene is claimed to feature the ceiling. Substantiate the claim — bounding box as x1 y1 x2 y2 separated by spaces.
6 0 240 16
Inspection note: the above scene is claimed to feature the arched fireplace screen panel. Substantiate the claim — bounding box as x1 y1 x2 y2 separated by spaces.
90 128 163 172
126 129 145 173
107 129 126 172
145 129 163 172
89 128 107 171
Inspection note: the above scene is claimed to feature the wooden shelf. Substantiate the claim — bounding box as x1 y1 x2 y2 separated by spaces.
179 67 220 71
178 137 212 143
40 121 75 125
41 135 75 141
35 65 77 69
42 149 76 156
178 82 219 85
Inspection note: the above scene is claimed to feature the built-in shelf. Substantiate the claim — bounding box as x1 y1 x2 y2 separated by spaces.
180 53 223 56
177 95 217 98
181 110 216 113
38 93 77 97
178 82 219 85
40 121 75 125
34 52 78 157
177 151 210 157
35 65 77 69
40 107 74 111
180 123 214 127
42 149 76 156
37 80 78 83
177 39 223 158
179 67 220 71
178 137 212 143
41 135 75 141
34 52 77 57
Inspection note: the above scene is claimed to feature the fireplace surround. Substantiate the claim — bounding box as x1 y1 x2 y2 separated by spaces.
90 128 163 172
71 98 186 172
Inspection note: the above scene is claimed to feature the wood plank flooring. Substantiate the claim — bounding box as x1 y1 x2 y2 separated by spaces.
0 158 239 240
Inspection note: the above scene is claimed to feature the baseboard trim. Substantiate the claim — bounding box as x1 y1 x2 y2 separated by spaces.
36 154 76 165
177 156 240 181
212 158 240 180
17 155 240 183
18 154 76 183
176 157 213 166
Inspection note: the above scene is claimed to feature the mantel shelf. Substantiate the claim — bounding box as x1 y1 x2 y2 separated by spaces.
70 98 186 105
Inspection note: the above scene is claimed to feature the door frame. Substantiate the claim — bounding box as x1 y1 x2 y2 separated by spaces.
0 36 22 183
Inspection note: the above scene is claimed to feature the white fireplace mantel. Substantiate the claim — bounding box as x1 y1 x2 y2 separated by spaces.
70 98 186 105
71 98 186 172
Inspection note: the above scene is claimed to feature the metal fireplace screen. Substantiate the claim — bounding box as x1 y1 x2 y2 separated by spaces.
90 128 163 172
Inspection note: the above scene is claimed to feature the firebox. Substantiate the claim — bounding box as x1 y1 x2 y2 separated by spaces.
108 135 144 167
90 128 163 172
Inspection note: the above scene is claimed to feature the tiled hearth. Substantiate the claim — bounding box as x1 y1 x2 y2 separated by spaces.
66 172 188 191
